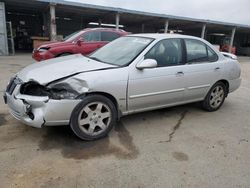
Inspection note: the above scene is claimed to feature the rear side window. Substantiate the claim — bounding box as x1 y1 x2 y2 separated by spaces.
185 39 218 63
101 31 120 41
82 31 101 42
207 47 218 62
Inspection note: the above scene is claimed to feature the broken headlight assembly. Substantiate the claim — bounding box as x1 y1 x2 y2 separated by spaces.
20 81 79 100
37 47 50 52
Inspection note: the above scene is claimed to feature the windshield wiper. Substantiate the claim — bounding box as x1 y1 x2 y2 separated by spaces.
88 56 104 63
88 56 119 66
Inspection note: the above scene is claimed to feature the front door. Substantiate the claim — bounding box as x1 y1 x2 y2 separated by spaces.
128 38 186 112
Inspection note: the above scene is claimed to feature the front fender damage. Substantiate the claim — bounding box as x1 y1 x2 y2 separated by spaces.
47 77 90 96
16 77 88 127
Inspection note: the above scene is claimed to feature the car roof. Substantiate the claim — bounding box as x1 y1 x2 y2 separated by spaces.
129 33 202 40
83 28 127 33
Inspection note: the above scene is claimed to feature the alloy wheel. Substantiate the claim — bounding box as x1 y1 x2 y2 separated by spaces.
209 85 225 108
77 102 111 136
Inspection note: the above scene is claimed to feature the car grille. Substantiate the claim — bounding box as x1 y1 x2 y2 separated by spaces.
6 77 22 95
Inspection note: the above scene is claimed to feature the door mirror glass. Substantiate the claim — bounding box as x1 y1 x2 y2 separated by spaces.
136 59 157 69
77 38 84 45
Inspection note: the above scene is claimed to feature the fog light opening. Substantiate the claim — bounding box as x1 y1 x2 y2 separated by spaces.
27 112 34 120
23 101 34 120
25 104 32 113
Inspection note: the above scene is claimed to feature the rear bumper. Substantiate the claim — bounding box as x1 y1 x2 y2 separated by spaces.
229 77 241 93
32 51 55 61
4 85 81 128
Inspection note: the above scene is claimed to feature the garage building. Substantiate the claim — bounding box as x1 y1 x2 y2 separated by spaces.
0 0 250 56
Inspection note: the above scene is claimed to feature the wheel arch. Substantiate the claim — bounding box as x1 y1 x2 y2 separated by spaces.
202 79 228 111
83 91 121 119
217 79 229 96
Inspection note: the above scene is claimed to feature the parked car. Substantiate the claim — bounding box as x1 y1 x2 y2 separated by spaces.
238 43 250 56
4 34 241 140
220 36 236 54
32 28 128 61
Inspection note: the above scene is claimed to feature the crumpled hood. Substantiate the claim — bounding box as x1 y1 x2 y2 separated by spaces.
17 54 116 85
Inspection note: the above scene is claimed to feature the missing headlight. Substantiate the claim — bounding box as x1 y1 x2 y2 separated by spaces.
38 47 50 52
20 81 49 96
20 81 78 100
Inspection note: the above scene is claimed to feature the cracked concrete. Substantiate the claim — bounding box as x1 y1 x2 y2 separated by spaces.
0 54 250 188
159 110 188 143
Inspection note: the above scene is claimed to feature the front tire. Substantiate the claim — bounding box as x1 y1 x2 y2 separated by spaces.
202 82 227 112
70 95 117 140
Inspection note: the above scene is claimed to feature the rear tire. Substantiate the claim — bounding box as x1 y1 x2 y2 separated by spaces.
202 82 226 112
70 95 117 140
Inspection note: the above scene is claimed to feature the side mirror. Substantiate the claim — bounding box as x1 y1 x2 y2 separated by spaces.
136 59 157 70
77 38 84 46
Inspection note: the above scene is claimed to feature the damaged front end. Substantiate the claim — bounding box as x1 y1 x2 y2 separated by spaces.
4 77 85 128
20 81 80 100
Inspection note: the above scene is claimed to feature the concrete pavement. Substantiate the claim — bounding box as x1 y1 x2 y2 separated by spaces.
0 54 249 188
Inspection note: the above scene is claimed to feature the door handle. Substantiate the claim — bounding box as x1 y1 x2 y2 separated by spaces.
176 71 184 76
214 67 221 71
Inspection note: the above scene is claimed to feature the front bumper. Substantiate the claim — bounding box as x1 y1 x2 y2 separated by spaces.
4 85 81 128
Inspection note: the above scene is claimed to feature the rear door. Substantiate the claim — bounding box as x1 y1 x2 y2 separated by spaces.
182 39 223 102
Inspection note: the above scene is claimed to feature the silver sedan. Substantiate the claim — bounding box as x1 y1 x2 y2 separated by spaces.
4 34 241 140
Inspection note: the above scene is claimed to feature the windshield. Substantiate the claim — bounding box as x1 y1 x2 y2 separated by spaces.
89 36 153 66
63 30 83 41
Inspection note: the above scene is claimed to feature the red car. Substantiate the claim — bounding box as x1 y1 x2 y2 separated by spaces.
32 28 128 61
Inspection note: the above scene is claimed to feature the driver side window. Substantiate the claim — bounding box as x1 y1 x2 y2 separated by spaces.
145 39 183 67
82 31 101 42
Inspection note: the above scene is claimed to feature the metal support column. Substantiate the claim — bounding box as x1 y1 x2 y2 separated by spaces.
98 19 102 27
115 13 120 30
229 27 236 53
50 3 57 41
164 20 169 33
42 12 50 37
201 23 206 39
141 24 145 33
0 2 8 55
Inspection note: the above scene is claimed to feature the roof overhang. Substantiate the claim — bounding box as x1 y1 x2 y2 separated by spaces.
2 0 250 33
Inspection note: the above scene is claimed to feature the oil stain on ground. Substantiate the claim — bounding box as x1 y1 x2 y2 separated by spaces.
0 113 7 126
39 122 139 160
9 63 22 67
172 151 189 161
